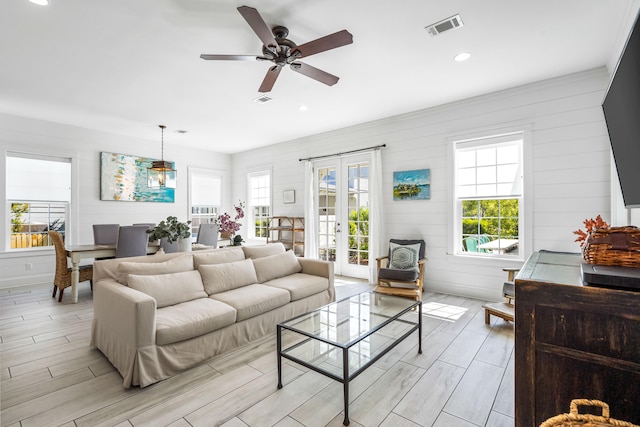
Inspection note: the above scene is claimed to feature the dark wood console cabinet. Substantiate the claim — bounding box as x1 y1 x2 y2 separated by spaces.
515 251 640 426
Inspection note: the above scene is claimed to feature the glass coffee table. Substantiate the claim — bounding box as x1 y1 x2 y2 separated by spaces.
277 292 422 426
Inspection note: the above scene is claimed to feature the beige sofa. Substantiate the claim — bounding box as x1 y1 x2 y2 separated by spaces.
90 243 334 388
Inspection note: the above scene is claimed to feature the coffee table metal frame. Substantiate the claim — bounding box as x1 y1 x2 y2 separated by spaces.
277 292 422 426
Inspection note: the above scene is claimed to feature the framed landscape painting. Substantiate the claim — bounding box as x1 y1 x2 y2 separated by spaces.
393 168 431 200
100 152 175 202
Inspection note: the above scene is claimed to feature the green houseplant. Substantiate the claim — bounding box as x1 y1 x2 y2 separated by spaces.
147 216 192 253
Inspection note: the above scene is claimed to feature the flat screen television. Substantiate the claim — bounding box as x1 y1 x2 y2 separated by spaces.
602 13 640 209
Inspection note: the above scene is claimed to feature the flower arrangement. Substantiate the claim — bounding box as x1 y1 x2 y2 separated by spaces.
573 214 609 247
218 201 245 243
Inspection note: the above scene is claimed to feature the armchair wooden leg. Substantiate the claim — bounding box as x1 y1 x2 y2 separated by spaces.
52 284 57 298
58 288 64 302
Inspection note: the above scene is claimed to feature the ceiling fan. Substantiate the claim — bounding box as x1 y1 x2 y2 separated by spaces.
200 6 353 93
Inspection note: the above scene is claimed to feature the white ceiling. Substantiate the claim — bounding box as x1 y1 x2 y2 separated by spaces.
1 0 638 153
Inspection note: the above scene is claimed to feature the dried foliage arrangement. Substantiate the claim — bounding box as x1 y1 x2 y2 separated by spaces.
573 215 610 247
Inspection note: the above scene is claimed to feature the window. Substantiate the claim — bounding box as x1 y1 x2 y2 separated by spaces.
189 168 222 239
454 132 523 257
248 170 271 239
7 153 71 250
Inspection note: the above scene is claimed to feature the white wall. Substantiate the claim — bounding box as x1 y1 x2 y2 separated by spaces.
2 67 635 298
0 114 231 288
232 67 617 301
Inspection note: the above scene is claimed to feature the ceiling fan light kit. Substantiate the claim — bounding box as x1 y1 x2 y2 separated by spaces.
200 5 353 93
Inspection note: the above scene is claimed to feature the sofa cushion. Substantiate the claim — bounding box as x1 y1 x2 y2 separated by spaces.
263 273 329 301
127 270 207 308
242 243 286 259
192 247 245 269
198 259 258 295
210 284 290 321
155 298 237 345
116 255 193 285
252 250 302 284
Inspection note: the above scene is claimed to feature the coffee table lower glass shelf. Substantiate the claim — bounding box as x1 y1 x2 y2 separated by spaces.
277 292 422 426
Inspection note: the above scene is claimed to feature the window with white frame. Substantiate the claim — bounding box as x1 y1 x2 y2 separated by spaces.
6 153 71 250
189 168 222 239
455 132 523 257
248 170 271 239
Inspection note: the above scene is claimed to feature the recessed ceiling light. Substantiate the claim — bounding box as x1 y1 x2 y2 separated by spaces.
454 52 471 62
28 0 49 5
299 105 308 111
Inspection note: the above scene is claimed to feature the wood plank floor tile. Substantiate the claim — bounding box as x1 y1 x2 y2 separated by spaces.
289 365 385 427
184 366 305 427
380 412 422 427
0 284 515 427
393 360 466 426
442 360 506 425
438 330 487 368
486 410 514 427
238 370 333 427
349 361 425 427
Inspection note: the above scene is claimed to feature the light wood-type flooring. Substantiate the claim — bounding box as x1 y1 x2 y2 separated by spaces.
1 277 514 427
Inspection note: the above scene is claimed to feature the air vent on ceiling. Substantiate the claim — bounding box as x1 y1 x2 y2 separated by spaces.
253 95 273 104
425 14 464 37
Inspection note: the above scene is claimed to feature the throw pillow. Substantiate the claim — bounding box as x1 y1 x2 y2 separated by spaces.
388 242 421 272
198 258 258 295
116 255 194 285
242 242 286 259
128 270 207 308
252 250 302 283
192 247 245 269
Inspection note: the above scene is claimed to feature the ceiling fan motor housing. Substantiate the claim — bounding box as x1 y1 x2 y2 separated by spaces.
261 26 299 65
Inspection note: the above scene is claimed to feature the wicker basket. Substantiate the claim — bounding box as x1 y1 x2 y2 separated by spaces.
540 400 639 427
582 226 640 268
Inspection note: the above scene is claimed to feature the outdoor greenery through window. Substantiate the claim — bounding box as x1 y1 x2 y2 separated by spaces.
455 132 523 256
7 153 71 250
248 171 271 239
348 162 369 266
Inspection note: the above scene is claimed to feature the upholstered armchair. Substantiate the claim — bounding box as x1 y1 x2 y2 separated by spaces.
374 239 427 302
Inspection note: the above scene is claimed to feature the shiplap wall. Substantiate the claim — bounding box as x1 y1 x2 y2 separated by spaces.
232 67 619 300
0 68 634 298
0 114 231 288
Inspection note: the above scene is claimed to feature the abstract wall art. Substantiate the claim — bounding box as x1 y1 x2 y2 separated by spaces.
393 168 431 200
100 152 175 202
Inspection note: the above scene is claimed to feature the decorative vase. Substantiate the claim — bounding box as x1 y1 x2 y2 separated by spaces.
160 237 192 253
220 232 233 240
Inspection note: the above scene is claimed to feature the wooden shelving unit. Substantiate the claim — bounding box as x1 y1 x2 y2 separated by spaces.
267 216 304 256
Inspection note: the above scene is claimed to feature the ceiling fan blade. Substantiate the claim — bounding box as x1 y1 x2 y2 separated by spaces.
294 30 353 58
290 62 339 86
258 65 282 92
200 54 259 61
237 6 280 53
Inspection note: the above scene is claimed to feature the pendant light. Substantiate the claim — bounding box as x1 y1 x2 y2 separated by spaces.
147 125 176 188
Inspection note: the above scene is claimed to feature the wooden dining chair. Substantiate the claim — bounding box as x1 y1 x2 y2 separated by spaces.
49 231 93 302
483 267 521 324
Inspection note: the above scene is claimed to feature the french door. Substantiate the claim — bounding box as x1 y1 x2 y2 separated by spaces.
314 154 370 278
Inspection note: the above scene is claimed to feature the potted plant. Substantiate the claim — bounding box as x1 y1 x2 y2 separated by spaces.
147 216 192 253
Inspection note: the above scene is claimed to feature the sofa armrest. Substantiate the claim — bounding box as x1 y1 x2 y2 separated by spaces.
298 258 335 301
93 279 157 348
